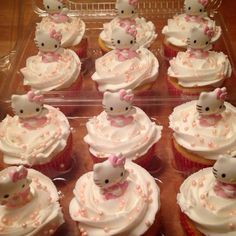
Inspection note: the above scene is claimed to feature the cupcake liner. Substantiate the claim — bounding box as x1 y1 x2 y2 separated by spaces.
70 37 88 59
163 42 179 60
90 143 157 170
166 76 183 96
98 37 111 55
32 133 73 178
179 211 204 236
172 140 214 176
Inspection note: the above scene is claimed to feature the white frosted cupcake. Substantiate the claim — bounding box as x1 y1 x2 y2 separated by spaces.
84 89 162 169
167 26 232 95
169 87 236 174
98 0 157 53
162 0 221 58
0 165 64 235
37 0 86 49
21 29 81 91
0 91 72 177
93 22 159 93
178 155 236 236
69 154 161 236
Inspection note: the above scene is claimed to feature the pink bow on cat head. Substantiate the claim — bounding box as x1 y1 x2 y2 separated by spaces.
27 91 44 103
119 21 137 38
204 26 214 38
9 166 28 183
49 29 62 42
215 87 227 101
129 0 138 6
198 0 208 7
119 89 134 102
109 154 126 167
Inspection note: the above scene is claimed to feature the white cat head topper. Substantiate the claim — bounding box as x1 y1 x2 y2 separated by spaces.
115 0 138 19
102 89 135 116
184 0 208 16
213 155 236 184
196 87 227 116
11 91 48 119
0 166 32 207
93 154 129 200
187 26 214 50
111 21 137 50
35 29 62 53
43 0 66 13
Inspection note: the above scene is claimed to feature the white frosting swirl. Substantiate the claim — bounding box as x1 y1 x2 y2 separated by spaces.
92 48 159 92
69 161 160 236
21 49 81 91
36 16 85 47
0 168 64 236
178 168 236 236
162 14 221 47
84 107 162 160
100 17 157 49
0 105 71 166
169 101 236 160
168 51 232 87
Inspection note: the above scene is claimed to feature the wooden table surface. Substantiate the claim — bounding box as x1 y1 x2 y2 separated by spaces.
0 1 236 236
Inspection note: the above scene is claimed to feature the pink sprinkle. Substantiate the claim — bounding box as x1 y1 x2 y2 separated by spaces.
200 194 205 200
198 182 203 187
200 138 205 144
192 180 197 186
228 223 235 230
136 207 140 212
98 211 103 216
184 127 189 131
208 142 214 148
21 223 27 228
145 221 151 227
191 143 196 147
104 227 110 233
183 118 187 123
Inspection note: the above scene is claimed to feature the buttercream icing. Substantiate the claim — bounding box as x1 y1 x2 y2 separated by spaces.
69 160 160 236
0 166 64 236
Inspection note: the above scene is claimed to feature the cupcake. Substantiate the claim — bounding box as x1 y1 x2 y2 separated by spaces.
21 29 82 92
84 89 162 169
99 0 157 53
93 21 159 93
0 165 64 235
169 87 236 175
69 154 161 236
0 91 72 177
37 0 87 58
167 26 232 95
162 0 221 59
178 155 236 236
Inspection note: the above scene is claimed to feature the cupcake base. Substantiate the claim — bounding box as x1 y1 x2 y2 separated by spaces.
180 211 204 236
29 132 73 178
163 38 185 60
172 139 215 176
98 36 112 55
167 76 219 96
90 144 157 171
69 37 88 59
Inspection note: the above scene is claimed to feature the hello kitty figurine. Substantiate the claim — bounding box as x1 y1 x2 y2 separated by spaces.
102 89 136 127
186 26 214 58
93 154 129 200
11 91 48 129
213 155 236 199
115 0 138 19
184 0 208 18
112 22 138 61
43 0 69 23
196 87 227 127
0 166 32 208
35 29 62 63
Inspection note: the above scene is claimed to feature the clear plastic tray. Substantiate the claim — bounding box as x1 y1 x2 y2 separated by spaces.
1 1 236 235
0 0 23 70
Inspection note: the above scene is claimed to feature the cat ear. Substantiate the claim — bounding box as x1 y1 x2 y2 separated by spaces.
93 163 103 174
217 156 229 164
199 92 208 101
11 95 21 104
103 91 113 103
